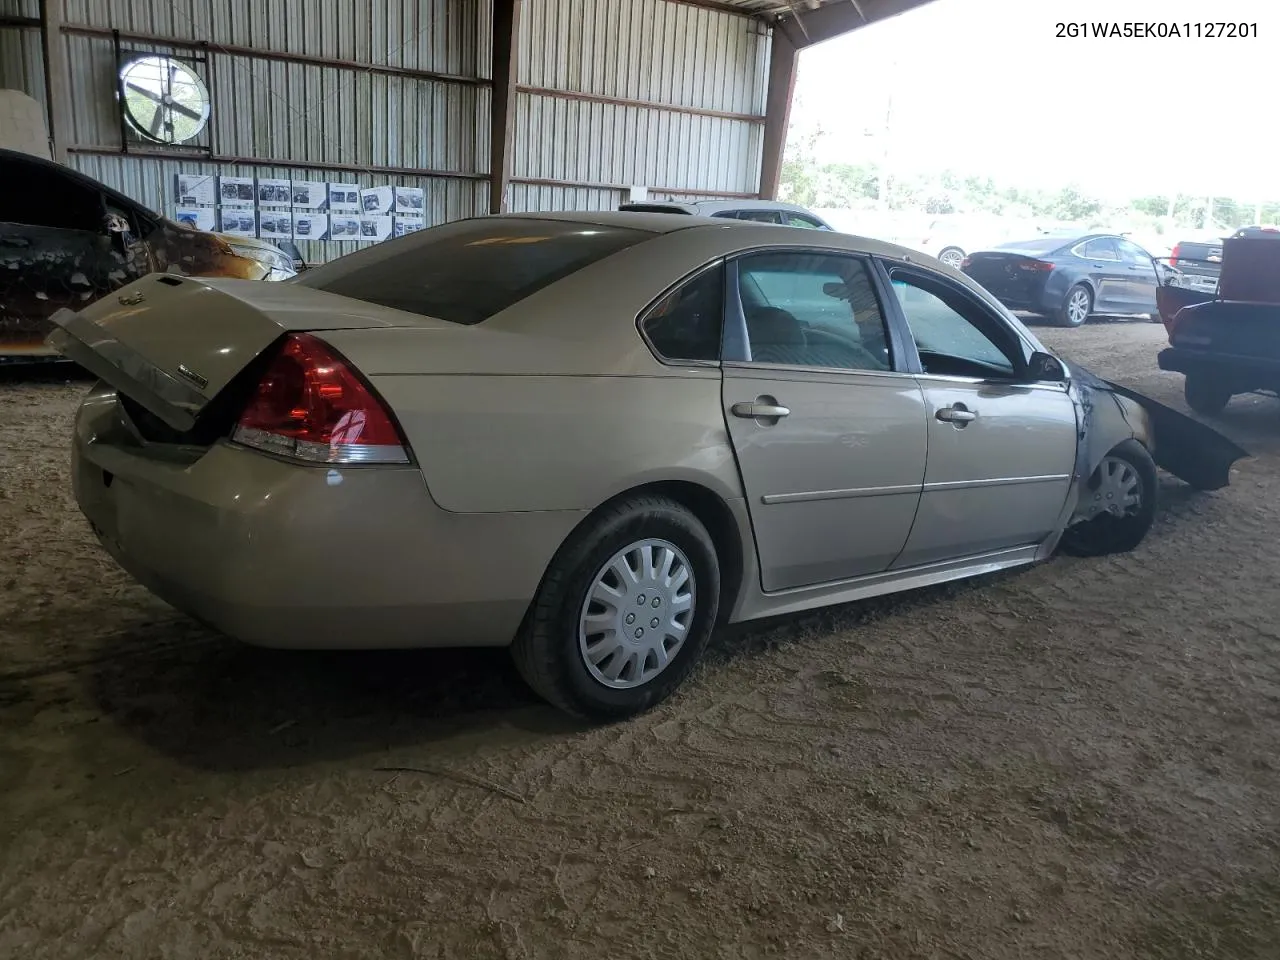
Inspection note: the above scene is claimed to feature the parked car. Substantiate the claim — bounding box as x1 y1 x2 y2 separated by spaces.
961 233 1166 327
915 214 1032 269
1157 231 1280 414
0 148 295 360
49 212 1241 719
618 198 832 229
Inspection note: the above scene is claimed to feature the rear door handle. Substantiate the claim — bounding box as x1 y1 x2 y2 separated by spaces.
731 400 790 420
935 405 976 424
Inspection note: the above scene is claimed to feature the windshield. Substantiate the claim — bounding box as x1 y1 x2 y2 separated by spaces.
294 218 652 324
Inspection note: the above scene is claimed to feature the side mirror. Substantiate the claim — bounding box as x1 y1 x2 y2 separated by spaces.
1028 350 1067 382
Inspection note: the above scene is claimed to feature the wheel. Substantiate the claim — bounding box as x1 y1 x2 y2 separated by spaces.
1184 374 1231 415
938 246 965 269
1056 284 1093 327
512 495 720 720
1059 440 1158 557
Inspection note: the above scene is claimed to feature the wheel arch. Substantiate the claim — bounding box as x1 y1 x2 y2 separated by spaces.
530 479 748 628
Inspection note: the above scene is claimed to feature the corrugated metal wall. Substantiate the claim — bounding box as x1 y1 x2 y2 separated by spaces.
0 1 46 111
3 0 772 261
510 0 768 211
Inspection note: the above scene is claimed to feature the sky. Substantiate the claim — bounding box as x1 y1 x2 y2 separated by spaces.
788 0 1277 202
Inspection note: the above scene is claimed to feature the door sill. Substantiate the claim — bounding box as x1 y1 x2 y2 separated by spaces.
734 544 1041 623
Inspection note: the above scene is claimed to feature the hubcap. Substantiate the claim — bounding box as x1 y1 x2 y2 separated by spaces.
1086 456 1143 519
578 539 696 690
1068 290 1090 324
940 249 964 268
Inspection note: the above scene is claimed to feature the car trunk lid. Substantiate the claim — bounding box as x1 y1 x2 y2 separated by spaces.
46 272 450 432
962 251 1053 303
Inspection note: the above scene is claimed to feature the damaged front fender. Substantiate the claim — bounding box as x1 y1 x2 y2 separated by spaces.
1066 362 1247 518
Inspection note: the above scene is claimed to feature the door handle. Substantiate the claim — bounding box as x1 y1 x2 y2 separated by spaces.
731 399 790 420
935 405 977 425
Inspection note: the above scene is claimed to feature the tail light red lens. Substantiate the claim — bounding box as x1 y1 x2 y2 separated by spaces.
1017 260 1054 272
960 256 972 269
1170 243 1181 267
232 333 409 464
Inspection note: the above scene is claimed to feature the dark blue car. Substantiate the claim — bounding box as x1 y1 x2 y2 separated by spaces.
961 233 1164 328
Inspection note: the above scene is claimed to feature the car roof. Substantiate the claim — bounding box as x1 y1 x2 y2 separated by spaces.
618 198 821 215
0 147 160 221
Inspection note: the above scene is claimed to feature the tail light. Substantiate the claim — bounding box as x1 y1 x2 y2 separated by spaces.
232 333 410 464
1017 260 1054 272
960 256 972 269
1170 243 1181 267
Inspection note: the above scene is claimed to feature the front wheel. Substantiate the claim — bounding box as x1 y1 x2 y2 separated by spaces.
938 246 965 269
1057 284 1093 328
1059 440 1158 557
512 495 720 720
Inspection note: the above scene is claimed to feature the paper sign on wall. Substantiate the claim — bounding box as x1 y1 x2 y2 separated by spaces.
292 213 329 241
291 181 327 209
393 186 425 214
174 207 216 231
359 186 394 215
393 216 425 238
218 176 255 206
257 178 292 206
175 174 216 206
218 208 257 236
358 216 393 242
329 215 362 240
328 183 360 212
258 212 294 239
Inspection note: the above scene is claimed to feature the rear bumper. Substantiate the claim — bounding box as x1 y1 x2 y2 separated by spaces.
73 387 587 649
1159 347 1280 384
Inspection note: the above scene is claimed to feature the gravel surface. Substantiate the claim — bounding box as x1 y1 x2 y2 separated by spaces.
2 321 1279 959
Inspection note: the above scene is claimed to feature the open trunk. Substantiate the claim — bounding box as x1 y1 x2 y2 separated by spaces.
46 272 447 433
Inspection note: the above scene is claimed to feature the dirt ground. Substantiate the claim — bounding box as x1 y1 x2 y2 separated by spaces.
3 321 1280 960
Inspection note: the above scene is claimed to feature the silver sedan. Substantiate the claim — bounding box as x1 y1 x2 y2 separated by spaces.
53 212 1194 720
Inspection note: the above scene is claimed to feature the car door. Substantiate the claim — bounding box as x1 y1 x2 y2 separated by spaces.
1116 238 1159 313
720 250 928 592
1074 237 1128 313
882 264 1078 567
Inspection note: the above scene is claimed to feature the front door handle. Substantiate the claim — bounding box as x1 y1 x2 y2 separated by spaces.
731 399 791 420
935 405 977 425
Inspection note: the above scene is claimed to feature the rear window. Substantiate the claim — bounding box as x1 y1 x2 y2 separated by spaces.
294 218 651 324
994 237 1070 254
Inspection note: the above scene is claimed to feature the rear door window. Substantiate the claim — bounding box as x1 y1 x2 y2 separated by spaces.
640 263 723 362
294 218 652 324
1079 238 1121 261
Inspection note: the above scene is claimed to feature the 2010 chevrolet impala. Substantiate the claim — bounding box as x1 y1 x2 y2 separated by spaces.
51 212 1216 720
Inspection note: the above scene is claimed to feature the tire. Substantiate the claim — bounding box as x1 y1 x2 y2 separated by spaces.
938 247 965 269
512 495 720 721
1056 284 1093 328
1059 440 1158 558
1184 374 1232 416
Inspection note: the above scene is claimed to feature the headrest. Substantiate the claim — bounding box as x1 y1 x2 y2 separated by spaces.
745 307 803 346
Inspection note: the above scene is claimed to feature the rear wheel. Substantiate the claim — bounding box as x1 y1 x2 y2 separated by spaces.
512 495 720 721
1057 284 1093 327
1059 440 1157 557
938 246 965 269
1184 374 1232 415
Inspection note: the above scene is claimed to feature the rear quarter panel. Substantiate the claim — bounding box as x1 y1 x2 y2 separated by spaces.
361 368 745 513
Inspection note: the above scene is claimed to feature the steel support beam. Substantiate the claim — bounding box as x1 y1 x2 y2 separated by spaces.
38 0 71 162
489 0 521 214
778 0 932 49
758 26 798 200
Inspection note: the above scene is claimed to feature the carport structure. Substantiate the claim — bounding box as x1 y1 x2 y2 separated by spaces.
0 0 930 261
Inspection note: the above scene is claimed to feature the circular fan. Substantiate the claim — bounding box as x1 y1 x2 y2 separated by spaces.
120 55 210 144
